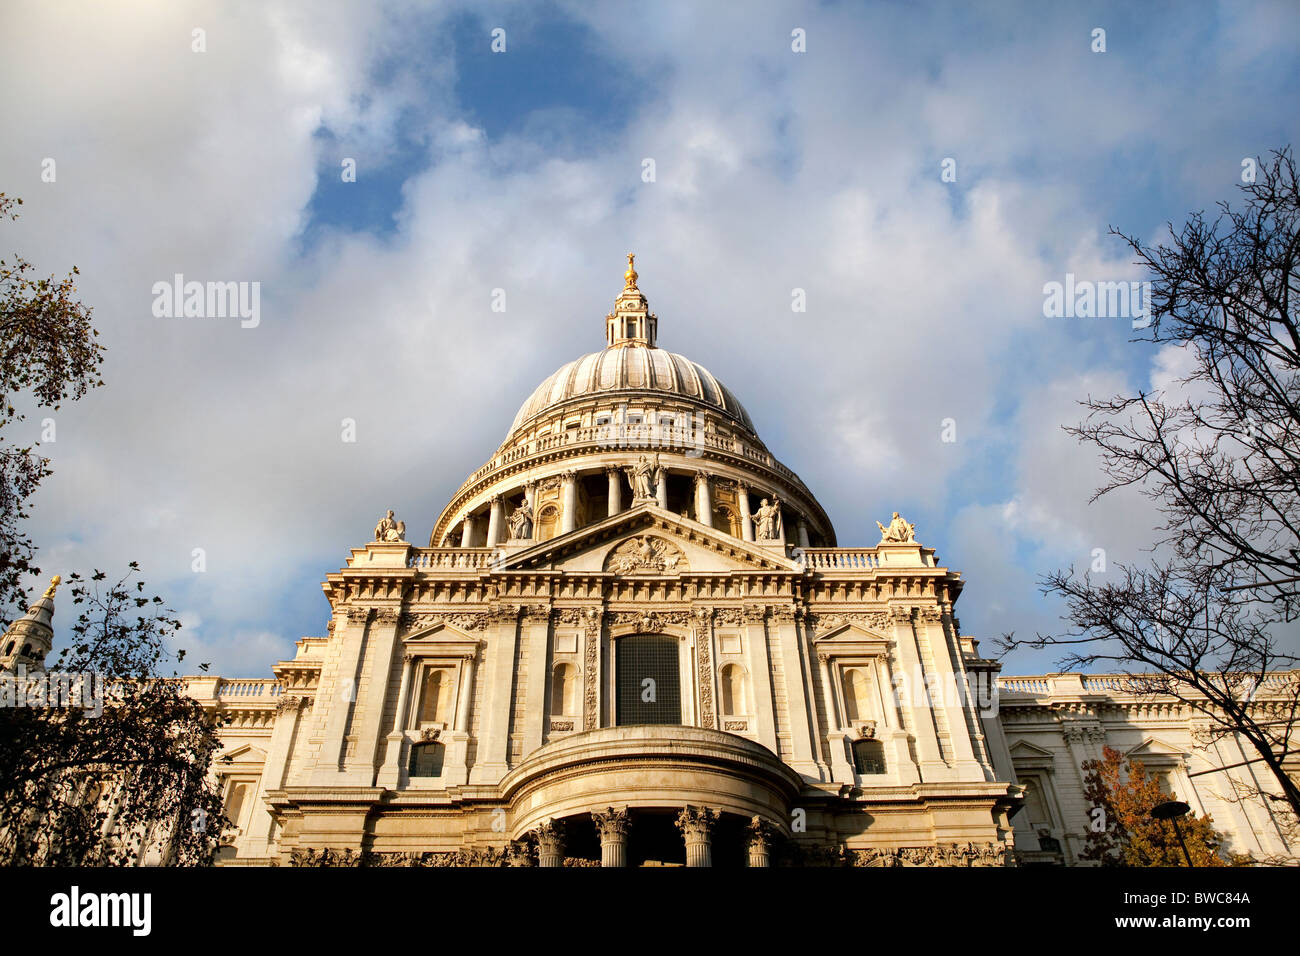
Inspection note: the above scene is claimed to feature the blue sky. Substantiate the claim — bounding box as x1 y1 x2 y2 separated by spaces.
1 0 1298 676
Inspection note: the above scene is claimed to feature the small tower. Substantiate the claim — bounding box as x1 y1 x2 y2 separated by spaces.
605 253 658 348
1 575 60 673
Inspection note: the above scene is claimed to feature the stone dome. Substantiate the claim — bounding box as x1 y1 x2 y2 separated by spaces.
508 345 756 438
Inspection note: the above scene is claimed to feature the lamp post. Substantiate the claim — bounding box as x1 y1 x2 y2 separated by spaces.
1151 800 1193 866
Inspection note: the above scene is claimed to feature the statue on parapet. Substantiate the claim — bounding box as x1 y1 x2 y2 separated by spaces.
876 511 915 543
374 510 406 542
626 453 659 502
508 497 534 540
754 496 783 540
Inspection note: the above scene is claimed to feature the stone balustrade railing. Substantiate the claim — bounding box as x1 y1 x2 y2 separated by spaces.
801 548 882 570
217 679 282 699
407 548 499 570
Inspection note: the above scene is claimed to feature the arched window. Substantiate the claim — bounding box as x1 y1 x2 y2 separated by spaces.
842 668 873 724
616 635 681 726
537 505 560 542
409 741 445 777
418 669 452 725
552 663 579 717
713 505 739 538
720 663 747 715
853 739 887 775
2 641 13 656
224 779 254 832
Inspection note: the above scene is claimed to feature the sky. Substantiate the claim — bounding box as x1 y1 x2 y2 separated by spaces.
0 0 1297 677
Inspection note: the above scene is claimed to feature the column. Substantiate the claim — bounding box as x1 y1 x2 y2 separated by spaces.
486 496 502 546
460 515 475 548
455 652 478 731
655 465 668 509
311 608 371 785
592 807 629 867
695 471 713 527
747 816 773 867
536 820 565 868
738 485 754 541
676 806 718 867
343 608 402 785
606 466 622 516
470 611 519 783
889 607 946 781
797 518 810 549
245 695 306 852
561 470 578 534
377 654 416 788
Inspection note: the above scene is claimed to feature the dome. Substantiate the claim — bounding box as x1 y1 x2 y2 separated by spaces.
508 345 756 437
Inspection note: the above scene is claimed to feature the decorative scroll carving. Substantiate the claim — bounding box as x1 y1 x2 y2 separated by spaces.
743 605 767 623
848 842 1008 868
373 608 400 626
405 612 491 632
346 607 371 625
609 609 691 630
723 720 747 731
811 610 895 633
583 609 602 732
713 607 743 626
697 616 715 730
521 604 551 622
549 720 574 732
604 535 687 574
275 694 304 716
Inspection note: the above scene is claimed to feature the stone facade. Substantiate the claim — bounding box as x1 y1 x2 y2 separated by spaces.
100 261 1300 866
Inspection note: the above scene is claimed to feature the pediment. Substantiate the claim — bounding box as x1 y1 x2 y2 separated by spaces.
500 503 801 575
812 621 892 658
401 619 487 654
220 744 268 765
1008 740 1056 759
1125 738 1187 762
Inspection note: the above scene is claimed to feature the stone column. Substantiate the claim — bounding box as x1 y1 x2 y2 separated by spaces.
455 652 477 731
535 820 565 868
343 608 403 785
310 607 371 784
818 652 858 784
606 466 622 516
676 806 719 867
244 695 307 853
459 515 475 548
592 807 629 867
738 485 754 541
377 653 417 788
747 816 773 867
797 518 810 549
695 471 713 527
486 496 502 547
655 465 668 510
561 470 578 534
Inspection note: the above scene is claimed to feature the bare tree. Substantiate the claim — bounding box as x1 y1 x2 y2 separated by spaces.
1001 148 1300 826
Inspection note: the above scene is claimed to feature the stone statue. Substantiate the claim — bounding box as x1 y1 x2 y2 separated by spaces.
374 510 398 541
508 497 533 540
754 497 782 540
386 521 406 543
626 454 658 501
876 511 915 543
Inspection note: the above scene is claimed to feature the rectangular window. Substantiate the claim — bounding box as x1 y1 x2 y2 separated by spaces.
616 636 681 726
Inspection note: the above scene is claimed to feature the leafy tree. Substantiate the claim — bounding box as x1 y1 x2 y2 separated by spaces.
0 195 223 865
1081 746 1242 866
0 567 227 865
0 193 105 619
1002 148 1300 824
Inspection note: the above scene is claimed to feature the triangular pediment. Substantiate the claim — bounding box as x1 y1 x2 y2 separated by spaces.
1008 740 1056 759
499 503 801 574
401 620 487 649
220 744 268 764
1125 738 1187 761
811 621 892 657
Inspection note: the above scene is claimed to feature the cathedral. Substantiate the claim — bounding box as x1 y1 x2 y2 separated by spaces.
6 258 1296 866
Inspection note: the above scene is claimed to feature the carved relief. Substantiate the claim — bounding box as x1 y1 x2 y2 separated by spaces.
405 612 491 632
603 535 687 574
697 619 715 730
583 610 602 732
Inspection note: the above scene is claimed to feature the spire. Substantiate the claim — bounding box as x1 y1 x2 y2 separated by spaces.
606 253 657 348
1 574 61 672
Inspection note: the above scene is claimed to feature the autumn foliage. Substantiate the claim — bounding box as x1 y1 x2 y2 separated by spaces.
1080 746 1242 866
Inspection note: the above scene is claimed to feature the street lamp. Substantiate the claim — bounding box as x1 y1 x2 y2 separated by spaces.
1151 800 1193 866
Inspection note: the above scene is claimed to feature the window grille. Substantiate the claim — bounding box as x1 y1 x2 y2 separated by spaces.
853 739 887 775
409 741 445 777
616 635 681 725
